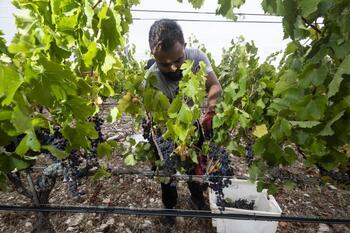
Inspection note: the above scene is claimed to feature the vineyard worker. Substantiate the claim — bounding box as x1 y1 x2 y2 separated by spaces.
146 19 222 227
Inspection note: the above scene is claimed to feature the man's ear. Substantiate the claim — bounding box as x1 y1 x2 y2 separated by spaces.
184 42 187 48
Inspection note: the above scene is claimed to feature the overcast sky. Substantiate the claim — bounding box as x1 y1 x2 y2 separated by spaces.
0 0 288 64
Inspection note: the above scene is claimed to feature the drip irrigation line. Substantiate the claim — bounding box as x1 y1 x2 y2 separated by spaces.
30 166 323 185
131 9 275 17
0 204 349 224
31 166 248 181
132 17 282 24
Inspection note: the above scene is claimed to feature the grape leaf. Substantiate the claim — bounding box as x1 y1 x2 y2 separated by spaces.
298 0 322 16
42 145 68 160
0 153 33 173
290 121 321 128
0 64 23 106
271 117 291 141
178 104 193 124
253 124 268 138
328 55 350 98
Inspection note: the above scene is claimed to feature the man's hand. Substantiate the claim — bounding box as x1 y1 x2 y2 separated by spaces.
194 154 207 175
201 110 215 139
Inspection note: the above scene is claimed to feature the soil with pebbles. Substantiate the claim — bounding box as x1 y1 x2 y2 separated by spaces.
0 99 349 233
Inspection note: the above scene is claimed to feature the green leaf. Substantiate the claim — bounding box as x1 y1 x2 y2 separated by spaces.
273 70 298 96
32 117 49 128
253 136 268 155
108 107 119 123
97 142 114 159
267 183 278 195
216 0 245 20
82 41 98 67
178 104 193 124
62 122 98 149
42 145 68 160
187 0 204 9
212 114 224 129
298 0 322 16
261 0 284 15
271 118 291 141
51 0 81 31
155 91 170 111
101 53 117 74
190 150 198 164
15 131 40 156
328 55 350 98
253 124 268 138
11 107 32 133
292 95 327 120
319 110 345 136
97 3 109 29
66 96 95 121
290 121 321 128
51 84 67 100
300 64 328 87
99 7 123 50
256 99 266 109
117 92 132 115
172 123 189 142
124 153 137 166
168 96 182 118
92 167 111 182
305 95 327 120
84 0 94 27
0 110 12 121
285 41 298 55
0 153 33 173
284 147 298 164
248 164 260 182
0 64 23 106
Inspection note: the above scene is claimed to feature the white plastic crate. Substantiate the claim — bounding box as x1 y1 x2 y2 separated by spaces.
209 179 282 233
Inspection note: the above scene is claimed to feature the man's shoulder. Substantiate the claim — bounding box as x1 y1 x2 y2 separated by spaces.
185 48 208 62
185 48 203 57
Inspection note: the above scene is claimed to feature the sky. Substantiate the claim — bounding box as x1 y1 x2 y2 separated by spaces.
0 0 288 65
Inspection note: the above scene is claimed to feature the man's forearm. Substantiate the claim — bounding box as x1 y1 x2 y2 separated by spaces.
207 83 222 112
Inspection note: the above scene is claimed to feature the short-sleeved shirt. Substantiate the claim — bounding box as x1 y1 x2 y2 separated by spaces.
145 48 213 102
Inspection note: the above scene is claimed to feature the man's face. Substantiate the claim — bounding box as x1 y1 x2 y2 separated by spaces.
152 41 186 76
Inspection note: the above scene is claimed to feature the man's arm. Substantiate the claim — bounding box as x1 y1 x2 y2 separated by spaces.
205 71 222 112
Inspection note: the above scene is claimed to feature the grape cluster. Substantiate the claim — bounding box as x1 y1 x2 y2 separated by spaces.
64 150 83 197
36 128 53 145
223 198 255 210
268 167 311 186
245 143 254 166
141 118 151 142
88 115 104 156
4 134 25 152
207 144 233 211
155 136 176 175
62 115 104 197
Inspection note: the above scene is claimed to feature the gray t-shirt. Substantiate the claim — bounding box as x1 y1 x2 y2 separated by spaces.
145 48 213 102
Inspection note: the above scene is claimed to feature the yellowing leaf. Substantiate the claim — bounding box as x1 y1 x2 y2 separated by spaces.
253 124 268 138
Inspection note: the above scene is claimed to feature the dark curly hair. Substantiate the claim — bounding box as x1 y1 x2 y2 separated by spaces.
148 19 185 53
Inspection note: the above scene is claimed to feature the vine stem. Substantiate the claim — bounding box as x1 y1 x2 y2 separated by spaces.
93 0 103 9
302 17 321 34
146 112 164 161
25 170 46 233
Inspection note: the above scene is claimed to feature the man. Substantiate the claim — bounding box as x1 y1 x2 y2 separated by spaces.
145 19 222 227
